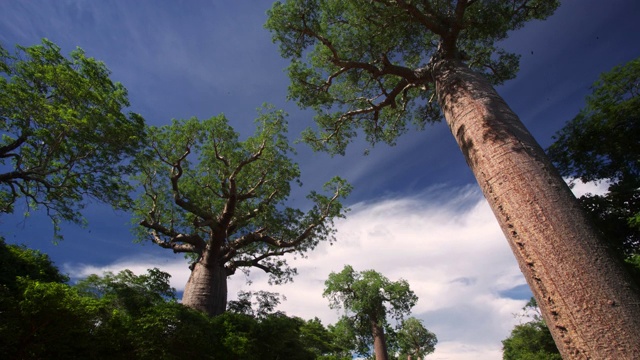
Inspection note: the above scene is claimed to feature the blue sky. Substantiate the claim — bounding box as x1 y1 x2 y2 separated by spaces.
1 1 639 358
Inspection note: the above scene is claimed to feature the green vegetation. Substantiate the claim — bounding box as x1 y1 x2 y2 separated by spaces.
0 39 145 239
1 240 436 359
501 298 561 360
547 56 640 264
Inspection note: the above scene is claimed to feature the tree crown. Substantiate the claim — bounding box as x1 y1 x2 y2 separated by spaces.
133 106 351 282
0 39 145 238
265 0 559 154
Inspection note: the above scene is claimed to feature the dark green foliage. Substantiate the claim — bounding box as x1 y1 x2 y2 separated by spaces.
0 238 68 292
300 317 343 358
547 57 640 260
131 302 216 360
502 299 561 360
227 290 284 318
1 280 103 360
325 317 359 359
76 267 176 316
265 0 559 154
0 39 145 238
1 242 359 359
0 241 98 359
397 317 438 359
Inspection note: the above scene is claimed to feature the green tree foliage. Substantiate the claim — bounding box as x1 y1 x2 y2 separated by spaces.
2 280 103 359
300 317 345 359
0 240 99 359
0 238 68 292
324 265 418 360
265 0 558 154
397 317 437 359
326 317 359 359
227 290 284 318
76 268 176 316
547 57 640 259
133 106 351 315
0 39 145 238
502 298 561 360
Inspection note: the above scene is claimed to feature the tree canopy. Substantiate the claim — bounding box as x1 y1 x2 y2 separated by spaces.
265 0 559 154
547 57 640 259
133 106 351 315
0 39 145 238
502 298 561 360
397 317 438 359
134 107 350 282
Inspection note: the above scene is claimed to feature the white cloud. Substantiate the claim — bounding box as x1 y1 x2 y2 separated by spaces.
567 178 610 198
64 184 528 360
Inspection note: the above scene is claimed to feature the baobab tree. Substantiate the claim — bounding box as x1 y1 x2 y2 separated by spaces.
324 265 418 360
266 1 640 357
133 107 351 316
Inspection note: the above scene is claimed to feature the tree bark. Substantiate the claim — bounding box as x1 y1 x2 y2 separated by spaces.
371 317 389 360
433 58 640 359
181 250 228 316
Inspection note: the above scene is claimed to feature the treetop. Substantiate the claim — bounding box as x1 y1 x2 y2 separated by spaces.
265 0 559 154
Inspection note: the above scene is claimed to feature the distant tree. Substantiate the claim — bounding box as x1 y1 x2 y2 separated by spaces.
397 317 437 360
133 107 351 316
1 280 103 359
323 265 417 360
75 268 175 316
130 301 217 360
0 241 102 359
0 238 68 292
547 57 640 261
326 316 359 359
502 298 561 360
265 2 640 357
227 290 284 318
0 39 145 238
299 317 342 359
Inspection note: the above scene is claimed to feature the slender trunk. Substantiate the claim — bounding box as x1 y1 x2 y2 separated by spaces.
370 317 389 360
432 58 640 359
181 249 227 316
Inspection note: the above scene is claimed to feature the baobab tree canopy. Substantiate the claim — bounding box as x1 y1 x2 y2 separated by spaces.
265 0 559 154
132 106 351 315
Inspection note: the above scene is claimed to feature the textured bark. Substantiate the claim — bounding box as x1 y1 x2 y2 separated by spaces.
181 249 227 316
433 58 640 359
371 317 389 360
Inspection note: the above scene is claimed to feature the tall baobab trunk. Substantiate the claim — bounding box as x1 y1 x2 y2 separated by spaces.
371 317 389 360
181 247 228 316
433 58 640 359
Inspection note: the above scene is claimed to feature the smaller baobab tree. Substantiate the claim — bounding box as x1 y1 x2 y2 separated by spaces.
133 106 351 316
397 317 437 360
324 265 418 360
